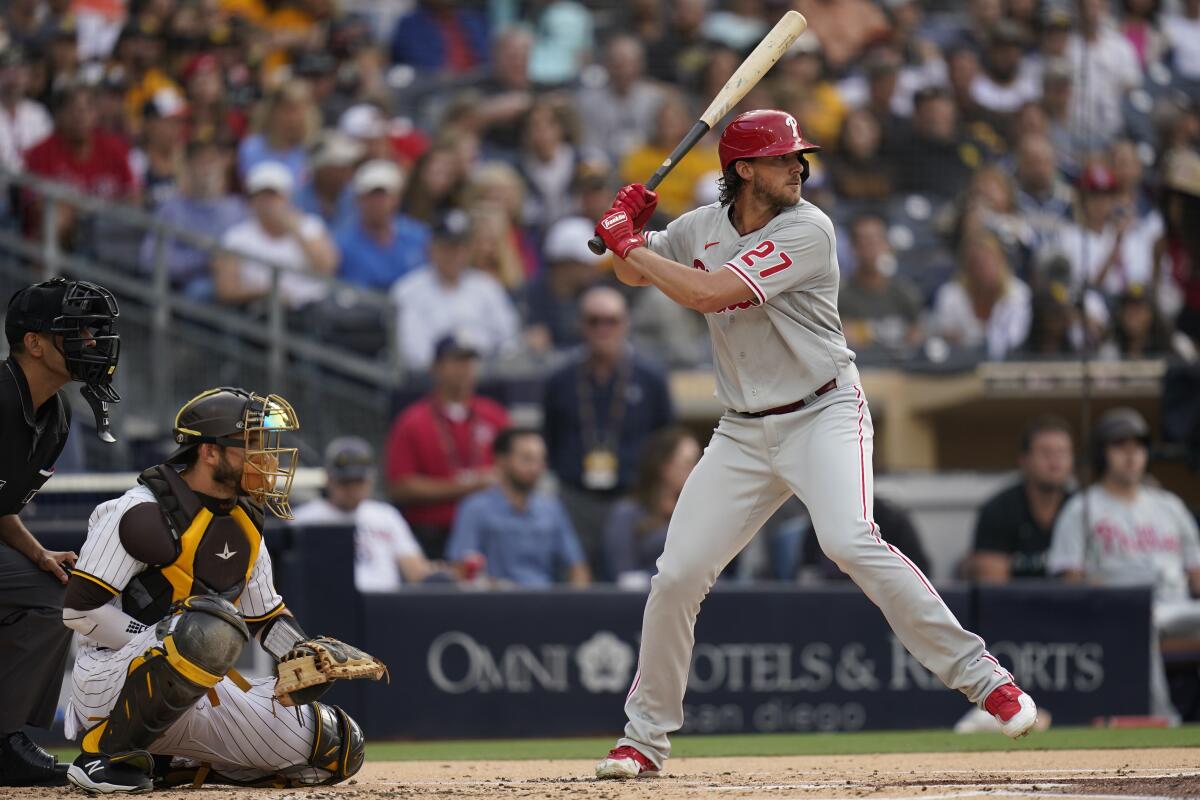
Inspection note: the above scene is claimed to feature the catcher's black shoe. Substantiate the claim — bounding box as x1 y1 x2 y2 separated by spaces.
67 751 154 794
0 731 69 786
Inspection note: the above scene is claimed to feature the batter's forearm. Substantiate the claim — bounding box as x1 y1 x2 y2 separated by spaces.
611 254 651 287
626 248 742 313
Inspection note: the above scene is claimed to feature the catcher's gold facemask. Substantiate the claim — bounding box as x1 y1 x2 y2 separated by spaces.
239 393 300 519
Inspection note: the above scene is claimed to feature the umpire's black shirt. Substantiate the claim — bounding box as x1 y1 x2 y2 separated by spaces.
0 357 71 518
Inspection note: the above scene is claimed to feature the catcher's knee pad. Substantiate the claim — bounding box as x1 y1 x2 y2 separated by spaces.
303 704 365 786
82 596 249 756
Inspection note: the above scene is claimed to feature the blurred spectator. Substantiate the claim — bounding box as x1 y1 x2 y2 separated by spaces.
972 21 1040 115
701 0 767 51
385 333 509 558
0 48 51 173
1040 59 1090 174
571 155 616 222
798 496 930 580
516 0 594 85
400 141 467 225
1048 407 1200 724
336 159 430 290
338 104 395 163
292 436 435 592
794 0 888 73
828 109 896 202
43 20 80 98
621 91 719 220
630 286 712 369
1119 0 1167 68
839 215 924 358
518 97 581 230
642 0 709 86
1156 148 1200 343
1161 0 1200 82
775 35 846 148
1066 0 1141 146
389 0 489 74
130 89 187 211
24 82 137 244
212 161 337 311
139 137 245 298
861 48 912 157
603 427 699 584
945 0 1003 53
467 161 541 277
932 231 1032 359
1110 138 1154 221
949 167 1037 277
390 210 520 371
577 35 663 165
469 202 528 290
520 216 600 354
113 19 181 138
898 87 982 200
970 416 1074 582
1097 284 1189 360
237 79 318 185
476 27 536 157
179 53 247 146
542 286 674 570
1043 163 1158 299
446 427 590 588
945 46 1004 140
1014 133 1075 247
1021 280 1084 356
295 131 364 230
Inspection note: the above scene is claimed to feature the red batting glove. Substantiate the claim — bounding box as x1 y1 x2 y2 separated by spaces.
614 183 659 231
595 206 646 259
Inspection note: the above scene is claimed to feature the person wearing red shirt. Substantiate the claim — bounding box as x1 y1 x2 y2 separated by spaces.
385 334 509 558
23 82 137 246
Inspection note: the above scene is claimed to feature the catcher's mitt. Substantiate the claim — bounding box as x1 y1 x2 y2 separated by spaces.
274 636 389 707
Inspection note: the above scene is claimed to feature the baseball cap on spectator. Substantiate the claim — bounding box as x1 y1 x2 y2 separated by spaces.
339 104 387 140
1116 283 1151 306
433 332 479 362
1078 163 1118 193
293 51 337 79
310 131 365 170
0 47 27 68
143 88 186 121
989 19 1028 48
1042 0 1073 29
353 159 404 195
246 162 295 196
1162 148 1200 197
572 157 612 192
182 53 220 83
1042 58 1073 86
324 436 375 483
432 209 472 241
544 217 603 266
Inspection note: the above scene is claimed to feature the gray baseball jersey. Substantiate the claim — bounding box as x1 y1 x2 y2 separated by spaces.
1048 485 1200 604
646 200 860 413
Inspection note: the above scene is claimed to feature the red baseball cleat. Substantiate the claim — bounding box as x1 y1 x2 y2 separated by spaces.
595 745 659 779
985 683 1038 739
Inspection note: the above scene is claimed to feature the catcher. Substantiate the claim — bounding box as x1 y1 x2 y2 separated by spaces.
61 387 386 794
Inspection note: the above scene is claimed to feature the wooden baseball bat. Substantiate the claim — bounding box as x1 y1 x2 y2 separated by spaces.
588 9 809 255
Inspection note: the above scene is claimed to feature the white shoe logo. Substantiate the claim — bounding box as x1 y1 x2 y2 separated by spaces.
216 543 237 560
85 759 104 776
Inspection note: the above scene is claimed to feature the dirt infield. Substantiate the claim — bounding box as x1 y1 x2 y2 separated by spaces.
3 748 1197 800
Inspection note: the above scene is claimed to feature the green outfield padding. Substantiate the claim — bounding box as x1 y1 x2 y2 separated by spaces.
361 725 1200 761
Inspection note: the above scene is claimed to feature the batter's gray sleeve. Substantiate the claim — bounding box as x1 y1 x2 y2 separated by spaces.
722 220 832 305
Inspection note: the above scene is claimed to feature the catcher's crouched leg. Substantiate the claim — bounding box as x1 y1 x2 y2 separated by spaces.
300 703 366 786
82 596 250 756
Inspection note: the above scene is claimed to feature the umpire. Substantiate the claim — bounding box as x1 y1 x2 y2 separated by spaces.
0 278 120 786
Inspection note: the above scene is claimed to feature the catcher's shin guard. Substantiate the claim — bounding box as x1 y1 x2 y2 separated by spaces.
81 596 249 756
306 704 366 786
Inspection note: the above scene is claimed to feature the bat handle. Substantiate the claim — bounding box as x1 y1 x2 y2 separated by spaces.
586 167 672 255
588 235 607 255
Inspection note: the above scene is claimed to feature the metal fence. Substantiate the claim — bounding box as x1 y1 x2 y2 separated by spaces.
0 168 406 466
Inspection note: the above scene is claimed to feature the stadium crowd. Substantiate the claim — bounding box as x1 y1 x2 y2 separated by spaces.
1 0 1199 368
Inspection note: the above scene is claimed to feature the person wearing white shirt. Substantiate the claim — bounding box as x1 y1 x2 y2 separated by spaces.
213 161 339 311
1162 0 1200 81
291 436 434 593
933 232 1032 360
1065 0 1141 145
0 48 52 173
390 209 520 371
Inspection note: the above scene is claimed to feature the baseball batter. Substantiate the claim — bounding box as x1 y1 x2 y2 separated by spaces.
61 388 383 794
592 110 1038 779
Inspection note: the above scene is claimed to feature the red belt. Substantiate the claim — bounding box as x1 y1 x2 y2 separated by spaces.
741 379 837 418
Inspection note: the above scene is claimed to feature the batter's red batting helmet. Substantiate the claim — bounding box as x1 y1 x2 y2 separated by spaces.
718 110 821 171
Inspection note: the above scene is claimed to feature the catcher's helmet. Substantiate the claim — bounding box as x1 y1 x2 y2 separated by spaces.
718 109 821 171
1089 407 1150 479
166 387 300 519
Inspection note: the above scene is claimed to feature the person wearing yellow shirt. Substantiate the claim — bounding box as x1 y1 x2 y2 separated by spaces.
619 92 719 221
